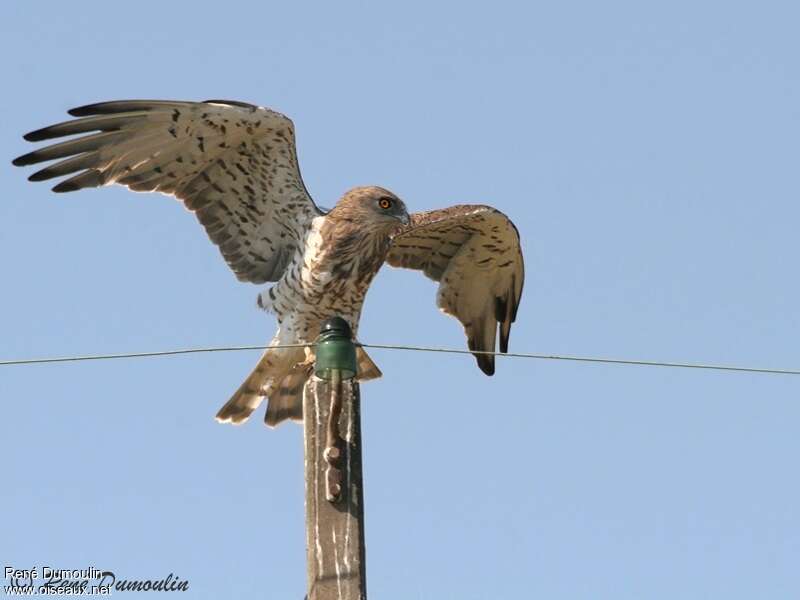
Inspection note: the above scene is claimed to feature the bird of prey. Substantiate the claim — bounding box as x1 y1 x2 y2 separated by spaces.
13 99 524 427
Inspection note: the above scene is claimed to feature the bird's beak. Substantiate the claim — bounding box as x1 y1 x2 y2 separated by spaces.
399 213 410 226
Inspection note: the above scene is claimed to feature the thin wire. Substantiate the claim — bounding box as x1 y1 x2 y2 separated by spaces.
0 344 308 366
361 344 800 376
0 342 798 376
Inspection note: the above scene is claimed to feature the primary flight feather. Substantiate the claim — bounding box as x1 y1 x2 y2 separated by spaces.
13 99 524 427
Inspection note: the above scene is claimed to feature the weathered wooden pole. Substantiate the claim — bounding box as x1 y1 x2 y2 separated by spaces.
304 317 367 600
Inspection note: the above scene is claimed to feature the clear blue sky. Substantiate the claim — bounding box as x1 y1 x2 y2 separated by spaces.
2 1 798 598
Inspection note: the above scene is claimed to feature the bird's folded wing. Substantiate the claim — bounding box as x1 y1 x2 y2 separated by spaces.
385 205 524 375
13 99 322 284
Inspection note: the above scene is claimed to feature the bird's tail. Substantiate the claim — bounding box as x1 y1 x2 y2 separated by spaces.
264 363 312 426
215 345 303 425
263 346 383 427
215 345 382 427
356 346 382 381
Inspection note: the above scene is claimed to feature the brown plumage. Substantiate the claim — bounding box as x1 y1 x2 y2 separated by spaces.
386 206 524 375
13 99 525 427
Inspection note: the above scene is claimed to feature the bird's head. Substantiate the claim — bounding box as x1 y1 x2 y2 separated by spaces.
332 186 410 230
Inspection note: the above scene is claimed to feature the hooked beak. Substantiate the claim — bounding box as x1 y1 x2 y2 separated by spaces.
398 213 410 226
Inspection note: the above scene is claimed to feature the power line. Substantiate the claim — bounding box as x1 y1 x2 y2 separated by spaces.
0 344 307 366
1 342 798 376
361 344 800 376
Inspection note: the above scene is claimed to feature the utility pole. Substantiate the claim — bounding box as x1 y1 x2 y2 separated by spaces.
304 318 367 600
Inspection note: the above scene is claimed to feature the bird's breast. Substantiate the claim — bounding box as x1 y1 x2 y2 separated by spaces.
260 220 387 339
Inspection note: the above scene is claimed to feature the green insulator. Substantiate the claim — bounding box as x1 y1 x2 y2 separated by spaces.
314 317 357 380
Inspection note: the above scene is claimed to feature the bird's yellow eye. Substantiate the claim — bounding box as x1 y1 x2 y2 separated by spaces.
378 198 393 210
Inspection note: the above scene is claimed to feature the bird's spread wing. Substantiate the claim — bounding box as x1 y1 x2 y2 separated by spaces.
13 99 322 284
385 205 524 375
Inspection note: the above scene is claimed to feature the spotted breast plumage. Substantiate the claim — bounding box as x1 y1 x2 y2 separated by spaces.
13 99 525 427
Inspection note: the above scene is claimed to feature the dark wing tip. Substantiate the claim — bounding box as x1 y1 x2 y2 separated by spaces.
203 99 259 111
499 328 510 354
51 170 103 193
68 103 106 117
496 294 514 353
28 170 51 182
24 123 81 142
468 334 496 375
477 353 496 376
68 102 120 117
23 129 49 142
52 180 82 193
12 152 36 167
68 100 160 117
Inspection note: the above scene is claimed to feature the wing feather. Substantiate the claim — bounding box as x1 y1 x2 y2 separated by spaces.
23 112 152 142
386 205 524 375
13 99 322 284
